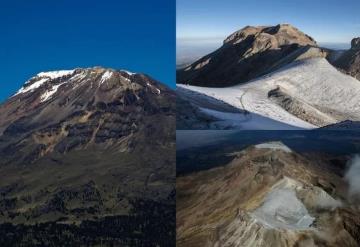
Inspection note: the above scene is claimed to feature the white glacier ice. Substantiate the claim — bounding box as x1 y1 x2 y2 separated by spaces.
177 58 360 128
99 71 113 84
255 141 292 152
252 178 314 230
37 70 74 79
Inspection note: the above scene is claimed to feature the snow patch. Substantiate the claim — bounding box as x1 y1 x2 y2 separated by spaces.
100 71 113 84
121 70 136 75
37 70 74 79
40 82 67 102
251 177 342 230
15 78 49 95
255 141 292 152
70 71 86 81
252 188 314 229
199 108 302 130
252 178 314 230
14 70 75 96
146 82 161 95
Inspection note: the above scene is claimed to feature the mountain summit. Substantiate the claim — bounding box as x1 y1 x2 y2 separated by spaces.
177 24 326 87
223 24 316 47
0 67 173 163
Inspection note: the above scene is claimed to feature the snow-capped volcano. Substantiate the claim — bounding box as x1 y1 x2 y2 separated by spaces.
0 67 175 245
12 67 162 102
0 67 174 163
178 57 360 128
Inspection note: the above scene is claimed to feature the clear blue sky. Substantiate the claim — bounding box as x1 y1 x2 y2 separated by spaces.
177 0 360 43
0 0 175 102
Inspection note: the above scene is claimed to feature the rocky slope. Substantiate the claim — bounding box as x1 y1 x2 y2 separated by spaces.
330 37 360 80
177 142 360 247
177 24 327 87
0 68 176 246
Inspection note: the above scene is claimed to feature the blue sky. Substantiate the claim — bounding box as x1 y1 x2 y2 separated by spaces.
0 0 175 102
177 0 360 44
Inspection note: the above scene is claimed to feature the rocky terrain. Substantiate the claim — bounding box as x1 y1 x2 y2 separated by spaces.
177 142 360 247
177 24 327 87
330 37 360 80
0 68 175 246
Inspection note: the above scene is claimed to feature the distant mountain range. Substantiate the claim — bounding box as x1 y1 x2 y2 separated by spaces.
0 68 175 245
176 24 360 130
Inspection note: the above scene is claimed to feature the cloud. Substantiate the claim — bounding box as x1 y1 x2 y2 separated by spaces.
345 155 360 203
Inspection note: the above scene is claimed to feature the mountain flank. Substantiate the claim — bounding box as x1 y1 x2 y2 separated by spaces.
177 24 328 87
0 67 175 246
330 37 360 80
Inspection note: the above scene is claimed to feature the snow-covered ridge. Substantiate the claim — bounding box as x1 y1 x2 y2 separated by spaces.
255 141 292 152
120 69 136 76
15 78 49 95
36 70 75 80
178 58 360 128
12 68 147 101
15 70 75 96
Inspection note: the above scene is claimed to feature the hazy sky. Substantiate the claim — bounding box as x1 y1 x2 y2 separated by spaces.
0 0 175 102
177 0 360 44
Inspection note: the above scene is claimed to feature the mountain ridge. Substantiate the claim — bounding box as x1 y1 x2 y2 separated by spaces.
331 37 360 80
177 24 327 87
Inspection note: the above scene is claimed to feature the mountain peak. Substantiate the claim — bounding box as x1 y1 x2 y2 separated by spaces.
224 23 316 47
177 24 321 87
0 66 174 165
13 67 145 100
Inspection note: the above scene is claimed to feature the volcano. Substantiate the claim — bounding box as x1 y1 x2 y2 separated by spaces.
177 142 360 246
0 68 175 246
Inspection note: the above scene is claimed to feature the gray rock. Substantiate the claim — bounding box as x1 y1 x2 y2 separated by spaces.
351 37 360 50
